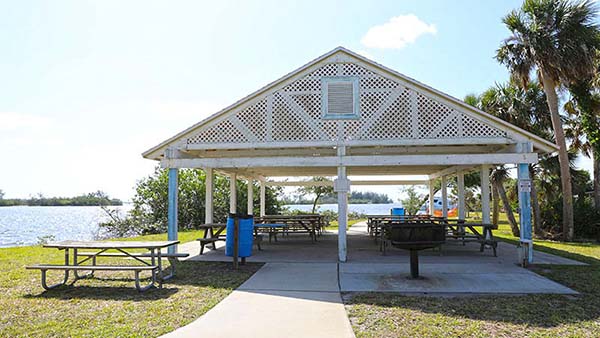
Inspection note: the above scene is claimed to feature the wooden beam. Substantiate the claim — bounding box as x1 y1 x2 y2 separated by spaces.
265 179 428 187
429 165 476 180
205 168 213 224
184 137 515 151
162 153 538 169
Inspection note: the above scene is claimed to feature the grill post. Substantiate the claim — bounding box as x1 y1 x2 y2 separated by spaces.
409 249 419 279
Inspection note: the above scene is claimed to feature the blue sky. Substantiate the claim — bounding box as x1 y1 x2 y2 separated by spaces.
0 0 591 201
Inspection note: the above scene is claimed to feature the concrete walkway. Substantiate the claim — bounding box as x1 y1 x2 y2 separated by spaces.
163 221 582 337
161 262 355 338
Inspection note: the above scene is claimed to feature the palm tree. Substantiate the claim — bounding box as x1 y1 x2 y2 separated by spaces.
564 98 600 207
496 0 600 241
491 166 520 236
470 82 553 236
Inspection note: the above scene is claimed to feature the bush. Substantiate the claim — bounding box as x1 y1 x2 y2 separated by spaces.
573 197 600 241
99 167 283 238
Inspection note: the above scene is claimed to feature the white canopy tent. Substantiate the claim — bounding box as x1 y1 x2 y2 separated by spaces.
143 47 557 264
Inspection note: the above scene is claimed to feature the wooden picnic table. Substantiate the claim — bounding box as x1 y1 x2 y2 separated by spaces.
368 216 498 256
256 215 321 242
197 223 227 254
26 240 184 292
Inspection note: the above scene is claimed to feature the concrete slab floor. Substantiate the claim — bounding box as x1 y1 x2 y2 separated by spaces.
339 262 578 294
161 262 355 338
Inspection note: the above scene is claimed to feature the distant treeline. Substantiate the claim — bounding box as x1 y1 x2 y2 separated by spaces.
283 191 392 204
0 191 122 207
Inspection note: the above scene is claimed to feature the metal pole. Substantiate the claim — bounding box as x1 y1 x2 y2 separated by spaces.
409 249 419 279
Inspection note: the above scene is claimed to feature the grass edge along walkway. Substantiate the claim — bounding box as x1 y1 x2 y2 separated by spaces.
344 214 600 337
0 230 262 338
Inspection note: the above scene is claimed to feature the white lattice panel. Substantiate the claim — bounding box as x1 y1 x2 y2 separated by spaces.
186 62 507 145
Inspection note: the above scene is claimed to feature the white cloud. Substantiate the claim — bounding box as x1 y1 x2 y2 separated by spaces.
361 14 437 49
0 112 51 131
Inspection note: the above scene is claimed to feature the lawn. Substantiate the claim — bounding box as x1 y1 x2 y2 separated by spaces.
326 218 366 230
0 231 261 337
344 213 600 337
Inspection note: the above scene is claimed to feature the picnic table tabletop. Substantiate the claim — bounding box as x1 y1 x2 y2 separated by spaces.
197 223 227 229
43 240 180 250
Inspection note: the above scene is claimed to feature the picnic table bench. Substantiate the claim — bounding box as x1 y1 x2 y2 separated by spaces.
196 223 263 255
26 240 187 292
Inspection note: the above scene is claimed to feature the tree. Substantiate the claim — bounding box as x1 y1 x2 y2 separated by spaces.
565 78 600 208
100 167 283 236
492 166 520 236
401 186 424 215
477 82 553 235
296 177 334 213
496 0 600 240
0 189 3 200
466 82 553 235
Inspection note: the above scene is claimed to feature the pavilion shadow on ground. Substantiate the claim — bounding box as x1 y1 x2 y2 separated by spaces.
179 223 581 295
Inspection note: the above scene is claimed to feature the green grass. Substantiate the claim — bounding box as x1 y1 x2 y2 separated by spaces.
0 231 261 337
470 212 600 264
344 212 600 337
326 218 366 230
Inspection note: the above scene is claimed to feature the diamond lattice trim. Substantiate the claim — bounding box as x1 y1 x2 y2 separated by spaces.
186 62 507 145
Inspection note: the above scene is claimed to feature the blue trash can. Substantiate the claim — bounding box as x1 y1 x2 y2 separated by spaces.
225 213 254 258
391 207 405 216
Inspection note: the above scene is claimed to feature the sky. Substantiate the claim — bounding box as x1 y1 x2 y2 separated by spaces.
0 0 593 202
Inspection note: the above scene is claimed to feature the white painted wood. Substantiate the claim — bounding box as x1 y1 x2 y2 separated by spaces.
429 165 475 179
259 179 266 217
229 173 237 214
429 179 435 215
457 170 466 219
265 179 428 187
205 167 213 224
184 137 515 151
441 175 448 218
143 47 557 160
247 178 254 215
480 165 491 223
337 146 348 263
162 153 538 169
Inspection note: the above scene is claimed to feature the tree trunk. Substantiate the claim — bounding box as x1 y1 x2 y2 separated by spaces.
530 165 542 237
595 149 600 208
492 184 500 227
312 193 321 214
540 70 574 241
495 181 519 236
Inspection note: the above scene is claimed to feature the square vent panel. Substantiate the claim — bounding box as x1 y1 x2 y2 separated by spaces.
321 76 360 119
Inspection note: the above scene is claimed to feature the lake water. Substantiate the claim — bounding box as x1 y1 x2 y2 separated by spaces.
0 203 401 248
0 205 132 248
284 203 403 215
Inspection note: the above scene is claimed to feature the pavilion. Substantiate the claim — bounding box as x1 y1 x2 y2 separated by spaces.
142 47 557 264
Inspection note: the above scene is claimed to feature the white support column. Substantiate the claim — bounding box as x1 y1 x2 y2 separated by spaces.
335 146 349 262
260 179 266 217
441 176 448 218
428 179 435 216
518 163 533 265
205 168 213 224
247 179 254 215
167 168 178 254
457 170 466 220
480 165 491 224
229 173 237 214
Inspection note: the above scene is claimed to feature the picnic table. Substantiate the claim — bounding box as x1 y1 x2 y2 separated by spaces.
196 223 263 255
256 215 322 242
26 240 186 292
368 215 498 256
197 223 226 254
